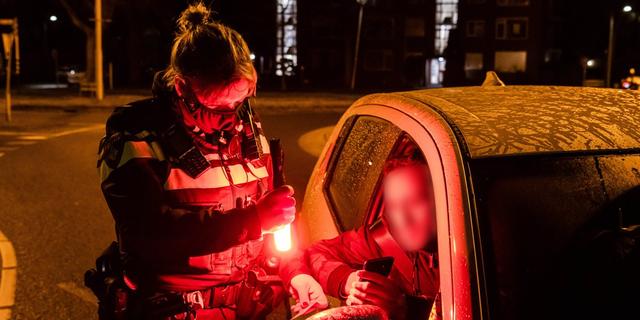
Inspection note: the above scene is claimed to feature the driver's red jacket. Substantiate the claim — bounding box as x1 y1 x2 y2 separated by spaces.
281 226 439 301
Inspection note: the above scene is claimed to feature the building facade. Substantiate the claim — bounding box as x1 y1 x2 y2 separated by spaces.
455 0 582 85
297 0 437 89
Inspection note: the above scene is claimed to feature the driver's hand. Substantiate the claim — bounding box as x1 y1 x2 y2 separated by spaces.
256 185 296 234
346 270 406 316
289 274 329 315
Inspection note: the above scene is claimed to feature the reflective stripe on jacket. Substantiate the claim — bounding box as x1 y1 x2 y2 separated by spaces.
98 98 273 292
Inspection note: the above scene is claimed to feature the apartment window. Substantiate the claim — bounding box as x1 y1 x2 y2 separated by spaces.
465 53 484 71
406 17 426 37
466 20 485 37
496 17 528 40
465 52 484 79
435 0 459 55
365 17 395 41
276 0 297 76
364 50 395 71
497 0 529 6
495 51 527 73
544 49 562 64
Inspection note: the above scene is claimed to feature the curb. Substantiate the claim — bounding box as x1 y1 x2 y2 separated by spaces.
0 93 358 114
0 231 16 320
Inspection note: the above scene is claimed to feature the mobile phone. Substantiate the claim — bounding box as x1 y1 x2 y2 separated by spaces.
363 256 394 277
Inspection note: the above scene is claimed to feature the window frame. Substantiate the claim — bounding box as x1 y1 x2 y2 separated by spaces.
323 115 403 232
314 101 477 320
495 17 529 40
466 20 486 38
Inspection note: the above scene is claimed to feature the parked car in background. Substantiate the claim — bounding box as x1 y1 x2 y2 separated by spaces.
56 65 86 85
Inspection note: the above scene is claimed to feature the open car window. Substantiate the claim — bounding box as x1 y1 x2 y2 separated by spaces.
325 115 401 231
366 134 430 225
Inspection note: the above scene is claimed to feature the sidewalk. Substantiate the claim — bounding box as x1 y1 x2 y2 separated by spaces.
0 88 362 114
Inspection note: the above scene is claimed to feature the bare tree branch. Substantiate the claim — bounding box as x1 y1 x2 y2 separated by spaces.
58 0 91 34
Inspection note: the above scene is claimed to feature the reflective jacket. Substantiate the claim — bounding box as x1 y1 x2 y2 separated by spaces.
98 93 273 293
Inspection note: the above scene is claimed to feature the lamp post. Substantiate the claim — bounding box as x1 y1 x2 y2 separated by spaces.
1 18 19 122
606 4 633 88
350 0 368 90
95 0 104 100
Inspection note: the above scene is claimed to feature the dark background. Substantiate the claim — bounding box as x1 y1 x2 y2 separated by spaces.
1 0 639 90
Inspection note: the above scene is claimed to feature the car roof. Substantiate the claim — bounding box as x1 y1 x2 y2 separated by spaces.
360 86 640 158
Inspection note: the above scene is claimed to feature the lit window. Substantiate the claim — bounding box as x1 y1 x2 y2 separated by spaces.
465 53 483 71
429 58 446 85
496 17 528 40
465 52 483 79
434 0 459 55
276 0 297 76
495 51 527 73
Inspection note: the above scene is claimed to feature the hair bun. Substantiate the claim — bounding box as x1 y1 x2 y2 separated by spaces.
178 2 211 32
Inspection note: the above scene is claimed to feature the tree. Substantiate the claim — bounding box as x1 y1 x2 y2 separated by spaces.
57 0 117 82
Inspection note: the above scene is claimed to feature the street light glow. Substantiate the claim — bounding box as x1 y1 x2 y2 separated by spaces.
623 5 633 12
587 59 596 67
49 15 58 22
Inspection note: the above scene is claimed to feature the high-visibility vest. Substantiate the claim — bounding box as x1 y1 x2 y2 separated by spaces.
98 98 273 291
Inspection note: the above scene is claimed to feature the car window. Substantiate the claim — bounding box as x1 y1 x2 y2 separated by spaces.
325 116 401 231
597 155 640 227
470 154 640 319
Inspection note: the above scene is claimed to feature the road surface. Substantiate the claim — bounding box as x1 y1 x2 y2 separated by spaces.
0 108 341 319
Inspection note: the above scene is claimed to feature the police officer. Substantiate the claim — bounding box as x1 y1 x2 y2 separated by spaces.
94 3 295 319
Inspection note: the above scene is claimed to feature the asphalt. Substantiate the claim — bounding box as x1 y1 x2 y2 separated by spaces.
0 89 361 114
0 107 341 319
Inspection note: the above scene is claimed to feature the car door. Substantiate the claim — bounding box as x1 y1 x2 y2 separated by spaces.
299 101 474 320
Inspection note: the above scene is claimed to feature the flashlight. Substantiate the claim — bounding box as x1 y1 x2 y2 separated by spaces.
274 224 292 252
269 138 293 252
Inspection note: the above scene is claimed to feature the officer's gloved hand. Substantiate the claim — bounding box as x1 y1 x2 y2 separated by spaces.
256 185 296 234
289 274 329 315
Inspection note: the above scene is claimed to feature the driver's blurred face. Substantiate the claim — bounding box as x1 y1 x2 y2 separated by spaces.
383 165 436 252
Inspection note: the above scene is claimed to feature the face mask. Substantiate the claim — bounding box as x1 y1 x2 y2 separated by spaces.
179 95 243 133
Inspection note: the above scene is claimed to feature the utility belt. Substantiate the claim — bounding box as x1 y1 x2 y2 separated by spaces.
135 271 282 319
85 242 283 320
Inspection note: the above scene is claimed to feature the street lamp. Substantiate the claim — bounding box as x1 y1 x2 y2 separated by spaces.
95 0 104 100
606 4 634 87
350 0 368 90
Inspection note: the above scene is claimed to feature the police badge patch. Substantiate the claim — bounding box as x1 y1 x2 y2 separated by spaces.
97 132 125 169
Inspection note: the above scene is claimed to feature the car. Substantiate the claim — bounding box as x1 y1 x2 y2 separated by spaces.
56 65 86 84
295 83 640 319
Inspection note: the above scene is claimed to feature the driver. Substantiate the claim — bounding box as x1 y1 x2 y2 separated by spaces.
282 156 440 319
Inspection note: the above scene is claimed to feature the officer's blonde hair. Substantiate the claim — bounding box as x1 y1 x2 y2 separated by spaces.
163 2 257 91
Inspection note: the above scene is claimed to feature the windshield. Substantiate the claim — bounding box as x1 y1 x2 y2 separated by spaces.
470 154 640 319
